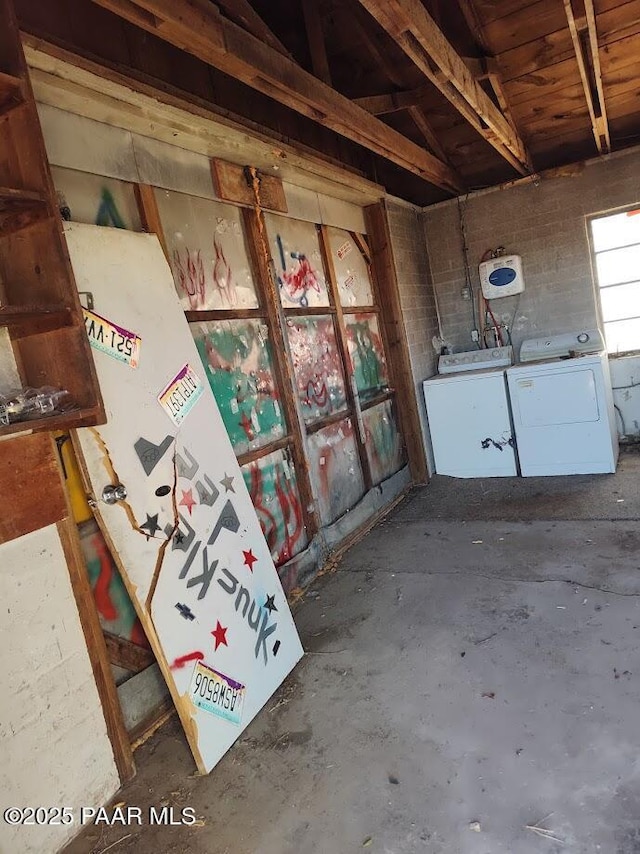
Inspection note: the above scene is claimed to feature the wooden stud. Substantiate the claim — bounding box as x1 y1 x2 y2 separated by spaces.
237 435 290 467
90 0 462 193
134 183 169 260
104 632 155 672
364 201 428 484
241 206 319 539
53 434 136 784
185 308 265 322
318 224 373 490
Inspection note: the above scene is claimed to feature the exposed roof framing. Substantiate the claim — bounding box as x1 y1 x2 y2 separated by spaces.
564 0 611 154
90 0 462 193
353 87 433 116
355 0 532 176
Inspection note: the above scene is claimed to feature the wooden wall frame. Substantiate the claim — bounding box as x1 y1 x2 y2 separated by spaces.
364 201 429 484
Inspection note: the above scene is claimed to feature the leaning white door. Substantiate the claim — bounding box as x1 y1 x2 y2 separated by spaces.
67 223 303 774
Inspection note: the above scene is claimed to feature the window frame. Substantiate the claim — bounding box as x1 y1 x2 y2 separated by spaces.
588 203 640 358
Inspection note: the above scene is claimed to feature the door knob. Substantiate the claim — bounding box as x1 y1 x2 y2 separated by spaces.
102 483 127 504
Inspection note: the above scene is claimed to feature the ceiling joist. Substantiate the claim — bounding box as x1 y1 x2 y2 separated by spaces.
90 0 463 194
563 0 611 154
355 0 532 176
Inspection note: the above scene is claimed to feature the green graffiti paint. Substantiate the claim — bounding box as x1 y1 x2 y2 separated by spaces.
193 321 285 454
95 187 127 229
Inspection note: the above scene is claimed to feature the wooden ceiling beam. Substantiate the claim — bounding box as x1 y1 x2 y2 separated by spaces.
353 86 432 115
301 0 332 85
355 0 531 175
407 105 451 164
564 0 611 154
215 0 292 59
90 0 463 193
584 0 611 153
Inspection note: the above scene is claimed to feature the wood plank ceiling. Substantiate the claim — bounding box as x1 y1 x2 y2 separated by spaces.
15 0 640 205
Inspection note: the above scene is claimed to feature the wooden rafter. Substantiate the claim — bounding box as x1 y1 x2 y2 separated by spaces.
584 0 611 153
355 0 531 175
407 105 450 164
564 0 611 154
353 86 432 115
91 0 463 193
301 0 332 85
215 0 291 58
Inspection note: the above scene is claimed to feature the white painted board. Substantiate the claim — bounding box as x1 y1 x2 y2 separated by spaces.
67 223 303 773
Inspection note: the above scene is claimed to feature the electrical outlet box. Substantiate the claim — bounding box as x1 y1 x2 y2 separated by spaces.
471 329 479 342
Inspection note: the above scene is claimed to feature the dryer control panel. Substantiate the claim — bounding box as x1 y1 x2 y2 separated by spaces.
519 329 604 362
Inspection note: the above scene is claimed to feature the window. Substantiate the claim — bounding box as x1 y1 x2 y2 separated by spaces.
590 207 640 354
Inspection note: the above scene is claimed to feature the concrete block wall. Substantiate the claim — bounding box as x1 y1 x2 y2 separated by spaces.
386 200 440 472
0 524 120 854
422 147 640 355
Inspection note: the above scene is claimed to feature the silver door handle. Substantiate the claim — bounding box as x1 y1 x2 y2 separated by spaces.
102 483 127 504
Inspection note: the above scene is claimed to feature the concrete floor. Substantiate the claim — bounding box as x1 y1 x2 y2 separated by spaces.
67 449 640 854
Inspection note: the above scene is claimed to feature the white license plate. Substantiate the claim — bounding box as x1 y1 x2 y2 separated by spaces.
189 662 245 726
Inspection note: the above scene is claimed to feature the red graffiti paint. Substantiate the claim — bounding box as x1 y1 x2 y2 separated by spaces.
92 533 117 621
170 651 205 670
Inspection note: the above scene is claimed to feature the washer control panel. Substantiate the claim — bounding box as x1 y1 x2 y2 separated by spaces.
438 346 513 374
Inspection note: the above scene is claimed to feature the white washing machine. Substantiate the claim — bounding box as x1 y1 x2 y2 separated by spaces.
507 331 618 476
423 347 517 478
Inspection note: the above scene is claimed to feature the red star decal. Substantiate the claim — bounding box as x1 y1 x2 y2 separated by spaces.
239 411 254 440
211 621 228 651
243 549 258 572
179 488 197 515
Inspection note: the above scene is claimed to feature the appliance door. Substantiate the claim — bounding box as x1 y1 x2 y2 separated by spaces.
507 363 614 475
423 373 517 477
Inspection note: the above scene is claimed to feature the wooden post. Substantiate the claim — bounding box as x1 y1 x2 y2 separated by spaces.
317 224 373 489
242 207 319 539
364 201 429 484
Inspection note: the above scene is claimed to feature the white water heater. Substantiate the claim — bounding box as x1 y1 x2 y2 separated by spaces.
479 254 525 299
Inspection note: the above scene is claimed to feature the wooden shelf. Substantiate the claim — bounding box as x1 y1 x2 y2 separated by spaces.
0 406 102 438
0 71 23 116
0 187 50 236
0 304 73 338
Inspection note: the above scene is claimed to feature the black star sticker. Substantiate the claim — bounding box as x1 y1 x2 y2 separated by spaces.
264 594 278 614
140 513 161 539
174 530 185 545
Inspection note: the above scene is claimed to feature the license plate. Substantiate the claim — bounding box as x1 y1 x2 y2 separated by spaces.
158 363 204 426
83 308 141 368
189 662 245 726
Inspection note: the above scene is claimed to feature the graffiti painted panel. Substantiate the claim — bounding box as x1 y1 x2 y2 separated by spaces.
307 419 365 524
264 213 330 308
241 448 307 567
327 226 374 307
191 319 285 456
363 399 406 485
345 312 390 403
79 518 150 648
154 189 259 310
286 315 347 422
51 165 142 231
